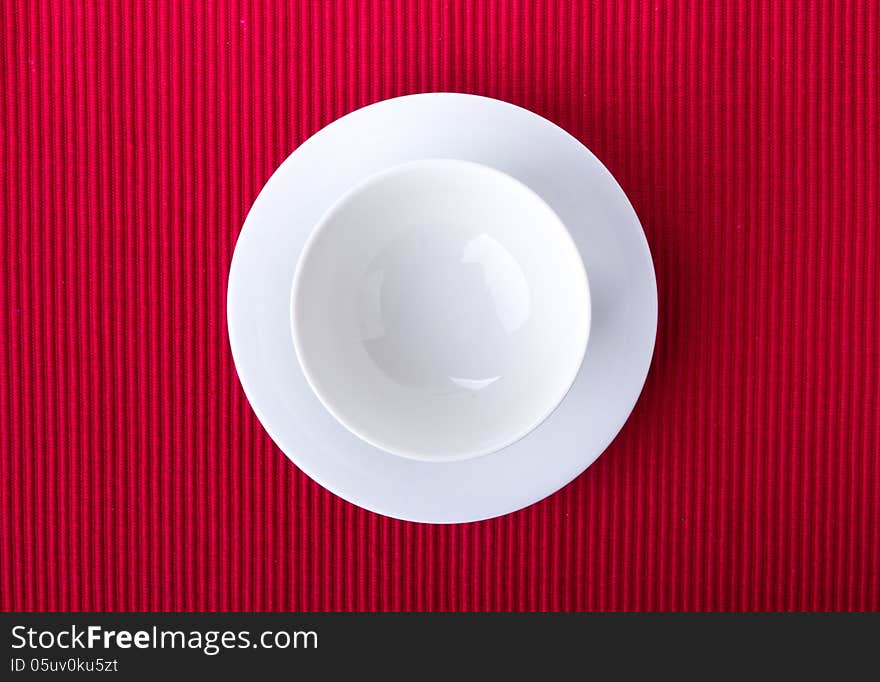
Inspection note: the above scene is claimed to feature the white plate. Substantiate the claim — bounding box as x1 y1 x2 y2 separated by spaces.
227 93 657 523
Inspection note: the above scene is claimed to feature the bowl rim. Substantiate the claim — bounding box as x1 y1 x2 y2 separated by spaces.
289 157 592 462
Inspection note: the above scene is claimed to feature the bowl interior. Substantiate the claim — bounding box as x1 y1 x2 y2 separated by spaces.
291 159 590 462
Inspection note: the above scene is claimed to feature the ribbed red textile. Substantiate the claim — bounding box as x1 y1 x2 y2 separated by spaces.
1 1 878 612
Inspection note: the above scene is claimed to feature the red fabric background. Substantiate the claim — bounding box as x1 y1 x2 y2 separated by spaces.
2 1 878 611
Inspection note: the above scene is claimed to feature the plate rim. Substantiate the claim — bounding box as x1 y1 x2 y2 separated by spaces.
227 92 657 523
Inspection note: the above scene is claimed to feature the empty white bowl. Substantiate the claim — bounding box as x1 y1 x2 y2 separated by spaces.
291 159 590 462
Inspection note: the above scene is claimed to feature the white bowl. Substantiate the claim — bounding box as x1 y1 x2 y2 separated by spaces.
291 159 590 462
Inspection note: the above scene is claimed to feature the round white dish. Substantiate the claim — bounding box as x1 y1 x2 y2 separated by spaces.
291 159 591 463
227 93 657 523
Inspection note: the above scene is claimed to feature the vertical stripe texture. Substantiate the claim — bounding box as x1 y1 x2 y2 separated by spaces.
1 0 878 611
